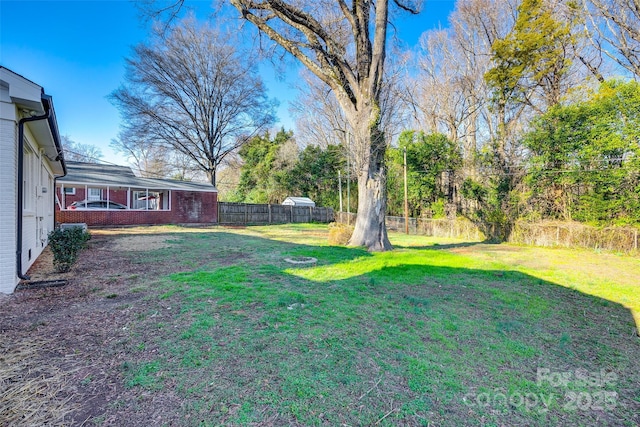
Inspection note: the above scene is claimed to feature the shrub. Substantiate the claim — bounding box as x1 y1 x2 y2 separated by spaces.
328 222 353 245
430 199 446 218
48 227 91 272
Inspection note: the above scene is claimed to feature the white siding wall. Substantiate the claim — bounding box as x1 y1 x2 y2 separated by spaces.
1 69 62 294
0 103 57 293
0 114 18 293
21 132 50 280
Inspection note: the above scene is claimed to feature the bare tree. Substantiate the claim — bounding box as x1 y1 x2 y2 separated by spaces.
412 28 479 154
61 135 103 163
412 0 583 166
583 0 640 77
110 134 173 177
292 54 406 179
110 16 276 187
408 0 517 169
110 134 204 180
215 152 244 200
227 0 420 250
290 70 350 149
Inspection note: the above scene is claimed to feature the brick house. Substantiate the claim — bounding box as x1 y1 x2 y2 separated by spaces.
56 161 218 226
1 67 66 293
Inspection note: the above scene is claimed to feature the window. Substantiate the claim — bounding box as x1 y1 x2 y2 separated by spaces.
63 187 76 195
88 188 101 201
132 190 168 210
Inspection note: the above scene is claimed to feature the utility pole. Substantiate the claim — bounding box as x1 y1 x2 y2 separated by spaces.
347 132 351 215
404 147 409 234
338 170 343 212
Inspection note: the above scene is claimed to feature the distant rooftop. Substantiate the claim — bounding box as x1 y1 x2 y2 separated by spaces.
282 196 315 206
59 161 217 192
65 161 136 177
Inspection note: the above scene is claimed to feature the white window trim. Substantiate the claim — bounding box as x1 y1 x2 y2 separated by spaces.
23 144 35 215
87 187 101 201
131 189 171 211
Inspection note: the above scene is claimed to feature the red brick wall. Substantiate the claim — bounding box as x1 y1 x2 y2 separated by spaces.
56 191 218 226
172 191 217 223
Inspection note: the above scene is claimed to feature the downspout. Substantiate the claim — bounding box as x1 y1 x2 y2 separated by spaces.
16 94 66 281
50 96 67 234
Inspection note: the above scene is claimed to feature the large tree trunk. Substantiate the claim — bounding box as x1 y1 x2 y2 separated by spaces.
349 156 392 251
346 105 392 251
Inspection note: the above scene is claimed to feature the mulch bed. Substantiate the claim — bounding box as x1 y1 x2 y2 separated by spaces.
0 231 175 426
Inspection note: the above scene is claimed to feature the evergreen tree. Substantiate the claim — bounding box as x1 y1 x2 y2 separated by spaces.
387 131 461 217
524 80 640 225
285 144 346 210
233 129 295 203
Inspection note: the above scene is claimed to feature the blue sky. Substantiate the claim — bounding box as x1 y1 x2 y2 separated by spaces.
1 0 455 165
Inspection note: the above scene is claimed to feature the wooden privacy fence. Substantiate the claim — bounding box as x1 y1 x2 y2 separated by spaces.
335 212 639 253
218 202 334 225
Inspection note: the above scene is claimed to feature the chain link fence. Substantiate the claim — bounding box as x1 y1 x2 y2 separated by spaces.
335 212 639 253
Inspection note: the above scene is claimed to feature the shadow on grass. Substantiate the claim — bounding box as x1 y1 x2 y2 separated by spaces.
112 229 639 427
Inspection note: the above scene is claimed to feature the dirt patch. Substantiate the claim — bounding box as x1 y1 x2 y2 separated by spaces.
0 230 183 426
110 234 173 252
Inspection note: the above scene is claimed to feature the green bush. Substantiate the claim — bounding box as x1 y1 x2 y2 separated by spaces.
430 199 446 218
48 227 91 272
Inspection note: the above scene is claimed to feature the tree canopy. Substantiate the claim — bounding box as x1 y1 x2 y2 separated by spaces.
387 131 461 217
232 129 296 203
110 16 276 186
524 79 640 225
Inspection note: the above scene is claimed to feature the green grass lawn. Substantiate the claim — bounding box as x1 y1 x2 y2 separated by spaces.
116 224 639 426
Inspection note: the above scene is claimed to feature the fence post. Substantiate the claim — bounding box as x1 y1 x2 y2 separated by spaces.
244 203 247 224
268 204 272 224
290 205 293 223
